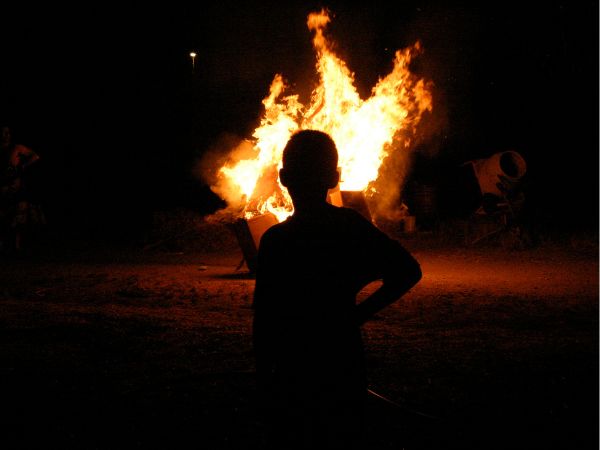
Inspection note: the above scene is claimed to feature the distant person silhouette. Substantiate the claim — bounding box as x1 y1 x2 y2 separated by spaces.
0 125 45 254
253 129 422 449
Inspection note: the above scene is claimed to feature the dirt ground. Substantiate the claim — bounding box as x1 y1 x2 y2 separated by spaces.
0 229 597 450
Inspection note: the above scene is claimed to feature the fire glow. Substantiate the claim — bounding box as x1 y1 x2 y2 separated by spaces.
214 9 432 222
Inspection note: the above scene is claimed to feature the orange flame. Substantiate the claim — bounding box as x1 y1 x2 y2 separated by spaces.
215 9 432 222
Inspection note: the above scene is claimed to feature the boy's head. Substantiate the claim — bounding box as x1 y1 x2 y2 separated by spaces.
279 130 339 194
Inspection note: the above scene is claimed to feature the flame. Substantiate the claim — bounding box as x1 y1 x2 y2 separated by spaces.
214 9 432 222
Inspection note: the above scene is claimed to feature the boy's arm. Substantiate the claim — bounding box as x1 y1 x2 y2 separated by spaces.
355 241 422 326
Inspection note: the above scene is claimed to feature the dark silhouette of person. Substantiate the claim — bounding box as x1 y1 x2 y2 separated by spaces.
252 129 422 449
0 125 45 254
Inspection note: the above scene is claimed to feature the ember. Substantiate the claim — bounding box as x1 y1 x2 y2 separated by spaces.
211 9 433 225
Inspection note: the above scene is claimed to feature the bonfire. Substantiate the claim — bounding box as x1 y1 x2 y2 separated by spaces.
211 9 433 225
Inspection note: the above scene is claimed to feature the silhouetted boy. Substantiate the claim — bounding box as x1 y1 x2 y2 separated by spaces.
253 130 422 449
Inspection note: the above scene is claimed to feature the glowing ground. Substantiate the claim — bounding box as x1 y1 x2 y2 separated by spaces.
0 238 597 449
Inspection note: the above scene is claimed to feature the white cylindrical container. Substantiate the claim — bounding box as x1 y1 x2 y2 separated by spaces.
472 151 527 197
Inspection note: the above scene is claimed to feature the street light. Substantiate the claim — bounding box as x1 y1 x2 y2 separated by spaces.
189 52 197 73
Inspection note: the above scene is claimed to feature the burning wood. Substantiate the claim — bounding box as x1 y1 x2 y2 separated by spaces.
230 212 278 273
210 8 432 225
339 191 371 222
209 9 433 266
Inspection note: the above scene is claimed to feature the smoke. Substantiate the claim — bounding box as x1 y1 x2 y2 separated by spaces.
368 81 445 223
193 9 450 227
408 59 449 160
367 140 413 223
193 133 257 219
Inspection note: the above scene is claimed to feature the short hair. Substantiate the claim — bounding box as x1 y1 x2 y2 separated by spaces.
281 130 338 187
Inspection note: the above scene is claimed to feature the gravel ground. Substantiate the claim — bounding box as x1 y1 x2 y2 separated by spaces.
0 233 597 449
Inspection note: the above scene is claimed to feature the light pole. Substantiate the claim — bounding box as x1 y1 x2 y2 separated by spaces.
189 52 197 73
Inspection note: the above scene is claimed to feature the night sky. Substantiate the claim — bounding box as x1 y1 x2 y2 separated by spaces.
1 0 597 242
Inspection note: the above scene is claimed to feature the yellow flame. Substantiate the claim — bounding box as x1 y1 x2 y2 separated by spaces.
215 9 432 221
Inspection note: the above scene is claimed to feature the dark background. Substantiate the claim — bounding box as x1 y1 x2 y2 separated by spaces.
0 0 597 244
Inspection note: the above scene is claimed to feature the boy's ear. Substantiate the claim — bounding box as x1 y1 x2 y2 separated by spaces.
325 168 340 189
279 168 289 187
